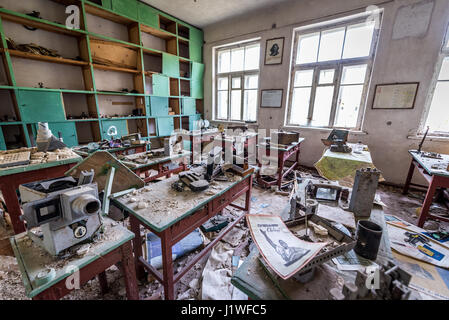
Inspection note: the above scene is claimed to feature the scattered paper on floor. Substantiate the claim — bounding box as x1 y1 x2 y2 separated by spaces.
246 214 327 280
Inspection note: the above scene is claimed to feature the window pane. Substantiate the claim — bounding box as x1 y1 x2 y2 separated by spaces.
341 65 367 85
232 77 241 89
343 22 375 59
217 91 228 119
245 75 259 89
311 86 334 127
231 47 245 72
335 85 364 128
245 44 260 70
218 50 230 73
438 57 449 81
244 90 258 121
294 70 314 87
230 90 242 120
426 81 449 132
318 27 345 62
290 88 311 125
296 32 319 64
218 77 228 90
319 69 335 84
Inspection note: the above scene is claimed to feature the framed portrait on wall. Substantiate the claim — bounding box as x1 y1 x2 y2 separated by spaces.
264 37 284 65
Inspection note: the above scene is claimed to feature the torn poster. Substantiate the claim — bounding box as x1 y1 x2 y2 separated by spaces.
246 214 327 280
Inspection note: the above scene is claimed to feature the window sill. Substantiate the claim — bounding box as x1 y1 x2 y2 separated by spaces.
211 119 259 126
282 125 367 135
407 134 449 142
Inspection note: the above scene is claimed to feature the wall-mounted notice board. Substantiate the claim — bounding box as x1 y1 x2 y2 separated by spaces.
372 82 419 109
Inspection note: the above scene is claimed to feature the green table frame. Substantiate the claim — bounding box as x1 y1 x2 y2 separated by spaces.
10 219 139 300
112 172 253 300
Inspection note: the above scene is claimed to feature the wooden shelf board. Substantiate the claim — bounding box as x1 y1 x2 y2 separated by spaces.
0 9 84 37
96 91 146 97
140 24 176 40
93 63 140 74
142 47 163 57
7 49 88 66
89 34 140 50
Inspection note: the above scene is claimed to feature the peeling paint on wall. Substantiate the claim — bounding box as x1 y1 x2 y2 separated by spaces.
392 0 434 40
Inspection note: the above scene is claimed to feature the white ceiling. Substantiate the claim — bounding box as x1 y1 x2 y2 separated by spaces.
141 0 292 28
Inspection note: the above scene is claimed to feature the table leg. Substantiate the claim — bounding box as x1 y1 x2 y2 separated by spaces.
245 175 253 214
161 230 175 300
278 152 285 190
403 160 416 195
0 184 25 234
295 145 300 168
417 178 438 228
98 271 109 294
120 241 139 300
129 215 145 280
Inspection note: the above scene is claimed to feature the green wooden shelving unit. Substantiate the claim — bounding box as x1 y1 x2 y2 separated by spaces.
0 0 204 150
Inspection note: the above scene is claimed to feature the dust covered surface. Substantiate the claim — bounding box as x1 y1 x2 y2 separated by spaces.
114 168 243 230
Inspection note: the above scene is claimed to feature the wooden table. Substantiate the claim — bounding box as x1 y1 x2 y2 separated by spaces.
0 156 82 234
403 150 449 227
120 150 191 183
218 132 258 167
10 218 139 300
314 143 380 187
111 169 253 300
256 138 304 190
181 129 221 163
73 143 147 158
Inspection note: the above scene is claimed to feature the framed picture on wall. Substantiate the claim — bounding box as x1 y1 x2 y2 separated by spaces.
264 37 284 65
372 82 419 109
261 89 283 108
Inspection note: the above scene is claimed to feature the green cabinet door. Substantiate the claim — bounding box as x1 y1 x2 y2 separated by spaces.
101 0 112 10
149 97 169 116
17 90 65 123
191 80 203 99
0 127 6 150
182 98 196 115
101 120 128 139
190 27 204 45
190 45 202 63
191 62 204 82
157 117 174 136
190 62 204 99
47 122 78 147
189 114 201 131
111 0 138 20
138 2 158 28
190 27 203 62
152 74 170 96
162 53 180 78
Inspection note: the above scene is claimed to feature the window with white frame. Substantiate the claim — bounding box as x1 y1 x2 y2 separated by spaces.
423 27 449 135
215 40 260 122
287 15 381 129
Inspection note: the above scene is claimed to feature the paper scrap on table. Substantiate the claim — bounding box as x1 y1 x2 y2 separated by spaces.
385 214 449 249
387 223 449 269
247 214 327 280
332 250 378 271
